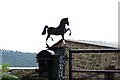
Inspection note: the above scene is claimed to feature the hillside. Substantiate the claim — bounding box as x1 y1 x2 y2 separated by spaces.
0 49 38 67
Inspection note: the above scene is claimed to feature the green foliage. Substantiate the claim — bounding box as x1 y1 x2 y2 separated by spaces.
2 64 10 73
1 73 20 80
0 64 20 80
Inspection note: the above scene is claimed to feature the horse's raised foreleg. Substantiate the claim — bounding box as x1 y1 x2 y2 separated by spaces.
65 28 71 35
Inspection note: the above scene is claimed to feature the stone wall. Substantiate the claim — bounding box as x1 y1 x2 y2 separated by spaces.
64 41 119 79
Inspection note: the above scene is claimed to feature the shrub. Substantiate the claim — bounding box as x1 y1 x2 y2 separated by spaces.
0 64 20 80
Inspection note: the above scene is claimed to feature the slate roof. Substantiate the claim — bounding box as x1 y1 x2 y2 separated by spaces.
51 39 118 49
67 39 118 49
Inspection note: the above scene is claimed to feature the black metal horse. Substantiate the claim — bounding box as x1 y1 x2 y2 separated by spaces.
42 18 71 47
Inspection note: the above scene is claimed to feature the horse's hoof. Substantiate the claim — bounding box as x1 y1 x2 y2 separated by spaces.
46 46 49 48
52 39 54 41
69 33 71 35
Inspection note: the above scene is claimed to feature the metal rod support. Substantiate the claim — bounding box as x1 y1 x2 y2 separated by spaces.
70 49 120 53
72 69 120 73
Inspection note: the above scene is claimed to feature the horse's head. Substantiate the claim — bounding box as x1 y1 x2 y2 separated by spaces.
61 17 69 26
65 17 69 26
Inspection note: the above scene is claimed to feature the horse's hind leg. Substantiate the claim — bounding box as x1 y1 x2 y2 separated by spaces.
46 35 50 48
61 35 64 40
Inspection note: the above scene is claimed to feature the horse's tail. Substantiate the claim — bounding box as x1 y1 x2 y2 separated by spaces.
42 25 48 35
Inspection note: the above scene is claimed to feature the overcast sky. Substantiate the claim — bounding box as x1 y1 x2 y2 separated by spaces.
0 0 119 53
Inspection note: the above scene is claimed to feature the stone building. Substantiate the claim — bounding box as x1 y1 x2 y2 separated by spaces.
51 39 119 79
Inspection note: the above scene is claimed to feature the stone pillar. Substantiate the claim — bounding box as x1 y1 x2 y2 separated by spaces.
49 47 66 80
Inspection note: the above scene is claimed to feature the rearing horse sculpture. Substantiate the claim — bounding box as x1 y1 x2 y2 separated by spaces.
42 17 71 47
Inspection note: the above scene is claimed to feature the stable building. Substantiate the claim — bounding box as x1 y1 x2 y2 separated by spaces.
51 39 120 79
